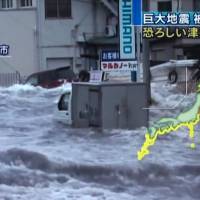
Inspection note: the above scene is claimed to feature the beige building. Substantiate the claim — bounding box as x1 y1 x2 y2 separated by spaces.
0 0 118 79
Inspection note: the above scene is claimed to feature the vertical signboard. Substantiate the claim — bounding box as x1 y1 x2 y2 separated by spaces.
132 0 142 25
119 0 135 59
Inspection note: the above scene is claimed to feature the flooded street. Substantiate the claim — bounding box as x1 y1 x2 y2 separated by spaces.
0 83 200 200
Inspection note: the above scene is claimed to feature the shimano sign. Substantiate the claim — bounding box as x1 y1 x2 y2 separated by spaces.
119 0 135 59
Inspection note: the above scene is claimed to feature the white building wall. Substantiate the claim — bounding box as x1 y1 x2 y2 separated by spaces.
0 0 112 76
38 0 109 73
0 8 37 76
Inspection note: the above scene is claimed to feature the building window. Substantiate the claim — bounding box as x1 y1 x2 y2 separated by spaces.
45 0 72 19
0 0 13 9
19 0 32 7
157 1 172 12
194 0 200 11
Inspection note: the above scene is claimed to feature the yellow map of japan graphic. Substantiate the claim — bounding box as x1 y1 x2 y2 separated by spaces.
138 84 200 160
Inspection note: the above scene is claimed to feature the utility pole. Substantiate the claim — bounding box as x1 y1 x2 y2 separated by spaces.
142 0 151 105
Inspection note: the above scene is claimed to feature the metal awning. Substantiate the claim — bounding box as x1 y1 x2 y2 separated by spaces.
79 36 119 46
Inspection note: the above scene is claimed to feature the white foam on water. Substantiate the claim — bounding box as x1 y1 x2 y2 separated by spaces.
0 83 199 199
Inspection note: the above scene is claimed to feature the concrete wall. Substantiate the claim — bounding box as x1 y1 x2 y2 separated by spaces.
151 41 176 61
0 8 37 76
149 0 195 13
149 0 178 11
180 0 193 11
149 0 197 62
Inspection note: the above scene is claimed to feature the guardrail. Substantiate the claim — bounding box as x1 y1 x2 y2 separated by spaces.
0 71 21 87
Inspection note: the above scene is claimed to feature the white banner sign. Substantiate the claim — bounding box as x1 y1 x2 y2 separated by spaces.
101 60 137 71
89 71 103 83
119 0 135 59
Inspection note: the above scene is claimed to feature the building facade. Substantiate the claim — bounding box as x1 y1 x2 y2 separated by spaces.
149 0 200 65
0 0 37 76
0 0 118 77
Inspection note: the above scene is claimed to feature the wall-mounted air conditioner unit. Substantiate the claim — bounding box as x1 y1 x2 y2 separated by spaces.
77 34 86 42
105 25 116 37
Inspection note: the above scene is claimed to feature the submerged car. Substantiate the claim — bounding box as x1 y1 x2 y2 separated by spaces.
55 91 72 125
25 66 75 88
150 59 200 84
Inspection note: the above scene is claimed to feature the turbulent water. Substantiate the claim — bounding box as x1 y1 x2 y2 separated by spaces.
0 83 200 200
